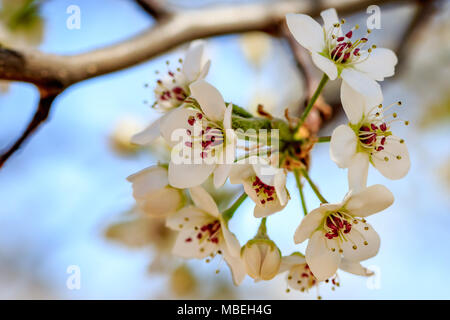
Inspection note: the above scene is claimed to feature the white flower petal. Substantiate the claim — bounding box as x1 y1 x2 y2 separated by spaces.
242 244 261 279
189 186 220 217
168 161 215 189
137 187 182 217
221 221 241 258
213 164 232 188
172 229 216 259
286 13 326 53
347 152 370 193
320 8 340 34
131 118 161 145
372 136 410 180
330 124 358 168
339 259 374 276
341 68 383 104
182 40 205 82
306 231 341 281
341 221 380 261
294 203 340 244
274 171 288 206
127 166 168 198
253 199 286 218
159 107 197 146
166 206 207 231
189 80 226 122
198 60 211 80
354 48 398 81
222 243 246 285
260 246 281 280
340 80 366 124
229 164 253 184
279 254 306 273
311 52 338 80
223 103 233 129
345 184 394 217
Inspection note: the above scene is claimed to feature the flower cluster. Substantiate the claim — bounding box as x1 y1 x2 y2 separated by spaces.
128 8 409 298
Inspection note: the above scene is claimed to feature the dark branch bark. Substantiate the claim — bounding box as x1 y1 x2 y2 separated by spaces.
0 90 58 168
135 0 170 20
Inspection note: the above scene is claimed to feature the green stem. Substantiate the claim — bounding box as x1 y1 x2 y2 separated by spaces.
299 167 327 203
317 136 331 143
295 73 329 132
231 104 254 118
256 217 267 237
222 192 248 222
293 170 308 216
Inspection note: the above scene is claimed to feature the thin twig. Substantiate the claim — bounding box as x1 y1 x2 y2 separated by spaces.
135 0 170 20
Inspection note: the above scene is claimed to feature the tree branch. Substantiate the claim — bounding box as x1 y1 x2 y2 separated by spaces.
0 0 410 88
0 89 58 168
135 0 171 20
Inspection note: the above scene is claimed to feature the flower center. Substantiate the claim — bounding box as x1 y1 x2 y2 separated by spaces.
324 212 352 240
153 58 189 111
251 176 276 205
185 219 221 245
184 112 225 160
355 101 408 163
325 21 375 65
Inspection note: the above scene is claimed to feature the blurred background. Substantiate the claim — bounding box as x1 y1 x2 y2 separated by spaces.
0 0 449 299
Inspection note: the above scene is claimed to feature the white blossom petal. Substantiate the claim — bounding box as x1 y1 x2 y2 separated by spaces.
306 231 341 281
330 124 358 168
286 13 326 53
341 221 380 261
339 259 374 276
311 52 338 80
166 206 207 231
340 81 366 124
168 161 215 189
345 184 394 217
294 203 340 244
222 242 246 285
189 186 220 217
253 199 286 218
348 152 370 193
214 163 232 188
182 40 206 82
172 229 217 259
137 187 182 217
274 171 288 206
320 8 340 34
229 164 253 184
279 254 306 273
372 136 410 180
354 48 398 81
160 107 197 146
131 117 161 145
341 68 383 105
189 80 226 122
127 166 168 198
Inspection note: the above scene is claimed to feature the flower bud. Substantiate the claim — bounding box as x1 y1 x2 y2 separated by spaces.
241 239 281 281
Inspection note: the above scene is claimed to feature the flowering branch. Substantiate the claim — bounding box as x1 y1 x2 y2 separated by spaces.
0 0 416 168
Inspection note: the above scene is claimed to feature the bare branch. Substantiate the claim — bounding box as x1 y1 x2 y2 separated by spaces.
395 0 439 73
0 89 59 168
135 0 171 20
0 0 410 88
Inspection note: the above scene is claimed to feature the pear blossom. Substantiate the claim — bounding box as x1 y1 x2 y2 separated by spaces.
241 238 281 281
294 185 394 281
279 252 373 293
229 156 289 217
127 165 184 217
330 83 410 191
131 41 211 145
286 8 397 102
166 186 245 285
160 80 236 189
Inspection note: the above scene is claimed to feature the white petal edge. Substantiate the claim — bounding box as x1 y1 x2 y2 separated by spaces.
286 13 326 53
311 52 338 80
330 124 358 168
189 80 226 122
189 186 220 217
345 184 394 217
305 231 341 281
347 152 370 193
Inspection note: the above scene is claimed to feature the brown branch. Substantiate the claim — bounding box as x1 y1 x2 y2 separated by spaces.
135 0 170 20
0 0 410 88
395 0 439 73
0 89 59 168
